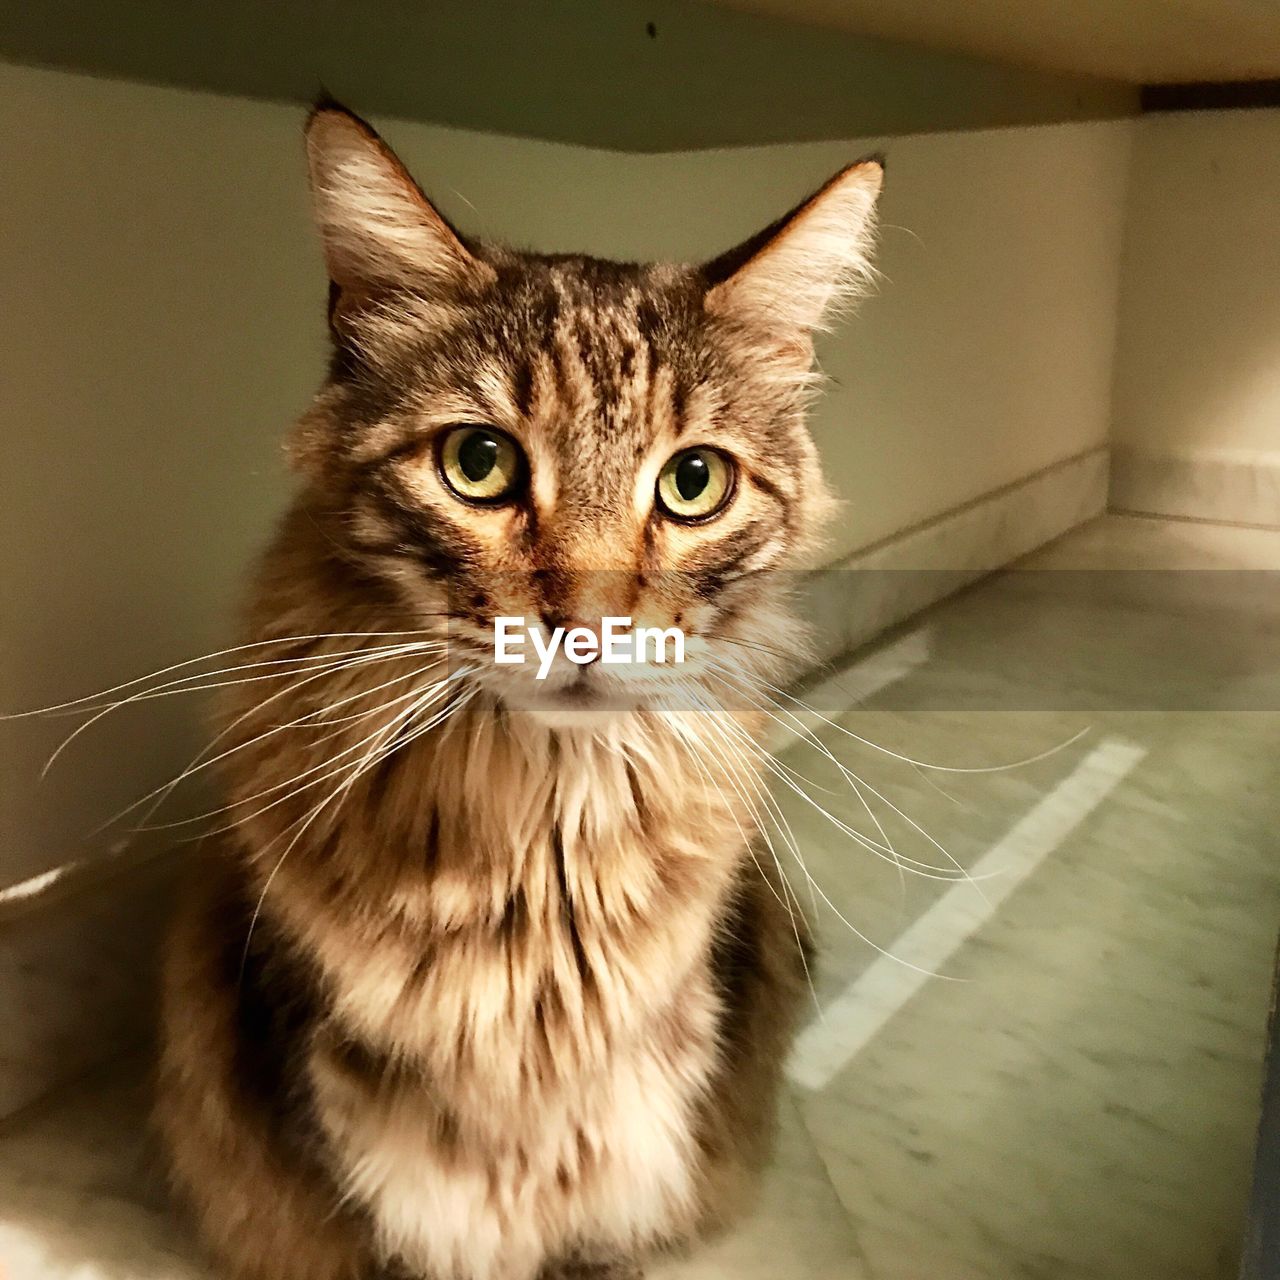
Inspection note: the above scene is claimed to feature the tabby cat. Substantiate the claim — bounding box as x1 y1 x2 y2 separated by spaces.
156 100 881 1280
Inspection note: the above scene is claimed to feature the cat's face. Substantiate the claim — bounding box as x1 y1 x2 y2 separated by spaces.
294 105 881 722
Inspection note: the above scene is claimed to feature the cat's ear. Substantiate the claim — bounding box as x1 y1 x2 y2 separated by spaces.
703 159 883 335
304 100 491 302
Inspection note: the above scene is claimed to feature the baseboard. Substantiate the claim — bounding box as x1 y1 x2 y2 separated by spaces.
799 446 1110 667
1110 447 1280 530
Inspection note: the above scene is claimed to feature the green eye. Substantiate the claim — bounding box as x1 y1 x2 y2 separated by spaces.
656 447 735 521
439 426 524 503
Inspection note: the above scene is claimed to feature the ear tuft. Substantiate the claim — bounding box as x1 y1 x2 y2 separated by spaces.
704 159 884 334
304 102 490 299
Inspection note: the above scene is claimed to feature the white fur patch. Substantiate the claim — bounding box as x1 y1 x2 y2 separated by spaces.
312 1038 707 1280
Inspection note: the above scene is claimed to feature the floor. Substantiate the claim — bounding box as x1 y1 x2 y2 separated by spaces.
2 513 1278 1279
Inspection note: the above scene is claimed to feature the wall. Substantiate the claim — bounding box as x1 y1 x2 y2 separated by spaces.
1111 109 1280 526
0 60 1132 888
634 126 1130 562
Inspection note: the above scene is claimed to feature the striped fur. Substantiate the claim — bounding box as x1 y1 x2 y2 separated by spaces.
157 101 881 1280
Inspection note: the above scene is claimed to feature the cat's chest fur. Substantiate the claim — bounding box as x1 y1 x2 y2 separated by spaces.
309 970 719 1280
264 714 750 1279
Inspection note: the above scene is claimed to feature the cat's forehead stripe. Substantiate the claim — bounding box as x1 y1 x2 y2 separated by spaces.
328 251 812 574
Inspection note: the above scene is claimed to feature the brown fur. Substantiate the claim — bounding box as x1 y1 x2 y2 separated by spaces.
156 102 881 1280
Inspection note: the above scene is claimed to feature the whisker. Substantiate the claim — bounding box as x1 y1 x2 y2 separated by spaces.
911 761 973 811
693 702 961 983
93 651 446 835
681 690 824 927
663 692 820 1014
705 663 981 883
659 707 797 924
40 640 444 779
2 630 445 720
708 645 923 891
716 691 926 890
177 670 471 842
738 667 1091 775
237 681 476 982
123 661 449 833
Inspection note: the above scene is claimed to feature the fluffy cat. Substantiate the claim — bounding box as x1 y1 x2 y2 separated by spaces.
156 100 881 1280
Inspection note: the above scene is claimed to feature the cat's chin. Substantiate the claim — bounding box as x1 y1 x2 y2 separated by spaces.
516 703 631 731
500 680 642 731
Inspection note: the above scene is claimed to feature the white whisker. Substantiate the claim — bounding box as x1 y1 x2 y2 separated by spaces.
3 630 444 720
188 670 471 843
683 692 823 928
238 680 477 981
93 651 447 836
695 702 961 984
664 692 819 1013
705 662 983 884
40 640 444 779
126 661 449 833
744 668 1091 775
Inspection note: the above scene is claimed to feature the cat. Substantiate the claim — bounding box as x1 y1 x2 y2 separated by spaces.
156 99 881 1280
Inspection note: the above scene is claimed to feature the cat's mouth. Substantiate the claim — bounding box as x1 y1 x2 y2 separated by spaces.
499 665 647 727
557 670 605 702
522 668 613 706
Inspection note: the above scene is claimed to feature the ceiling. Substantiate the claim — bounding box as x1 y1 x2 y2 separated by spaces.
700 0 1280 84
0 0 1135 153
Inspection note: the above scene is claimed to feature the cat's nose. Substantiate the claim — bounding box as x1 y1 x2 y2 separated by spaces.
539 612 603 664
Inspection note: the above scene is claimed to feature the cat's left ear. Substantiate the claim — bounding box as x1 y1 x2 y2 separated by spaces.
304 101 492 305
703 158 883 336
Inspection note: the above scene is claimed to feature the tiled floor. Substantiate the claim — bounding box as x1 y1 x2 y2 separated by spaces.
1 514 1278 1279
779 515 1280 1279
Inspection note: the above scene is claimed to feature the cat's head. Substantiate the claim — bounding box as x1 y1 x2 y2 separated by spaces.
293 103 881 723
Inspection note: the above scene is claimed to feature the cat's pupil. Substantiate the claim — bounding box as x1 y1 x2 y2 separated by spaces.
459 432 498 483
675 453 709 501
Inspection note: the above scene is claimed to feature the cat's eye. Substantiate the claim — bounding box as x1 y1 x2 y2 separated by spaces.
438 426 524 504
656 447 735 522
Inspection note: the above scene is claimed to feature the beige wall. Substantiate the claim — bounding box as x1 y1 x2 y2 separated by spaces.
1111 109 1280 524
632 125 1131 560
0 62 1132 880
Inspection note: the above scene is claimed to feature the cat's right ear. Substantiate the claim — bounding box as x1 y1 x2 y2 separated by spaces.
304 101 492 307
